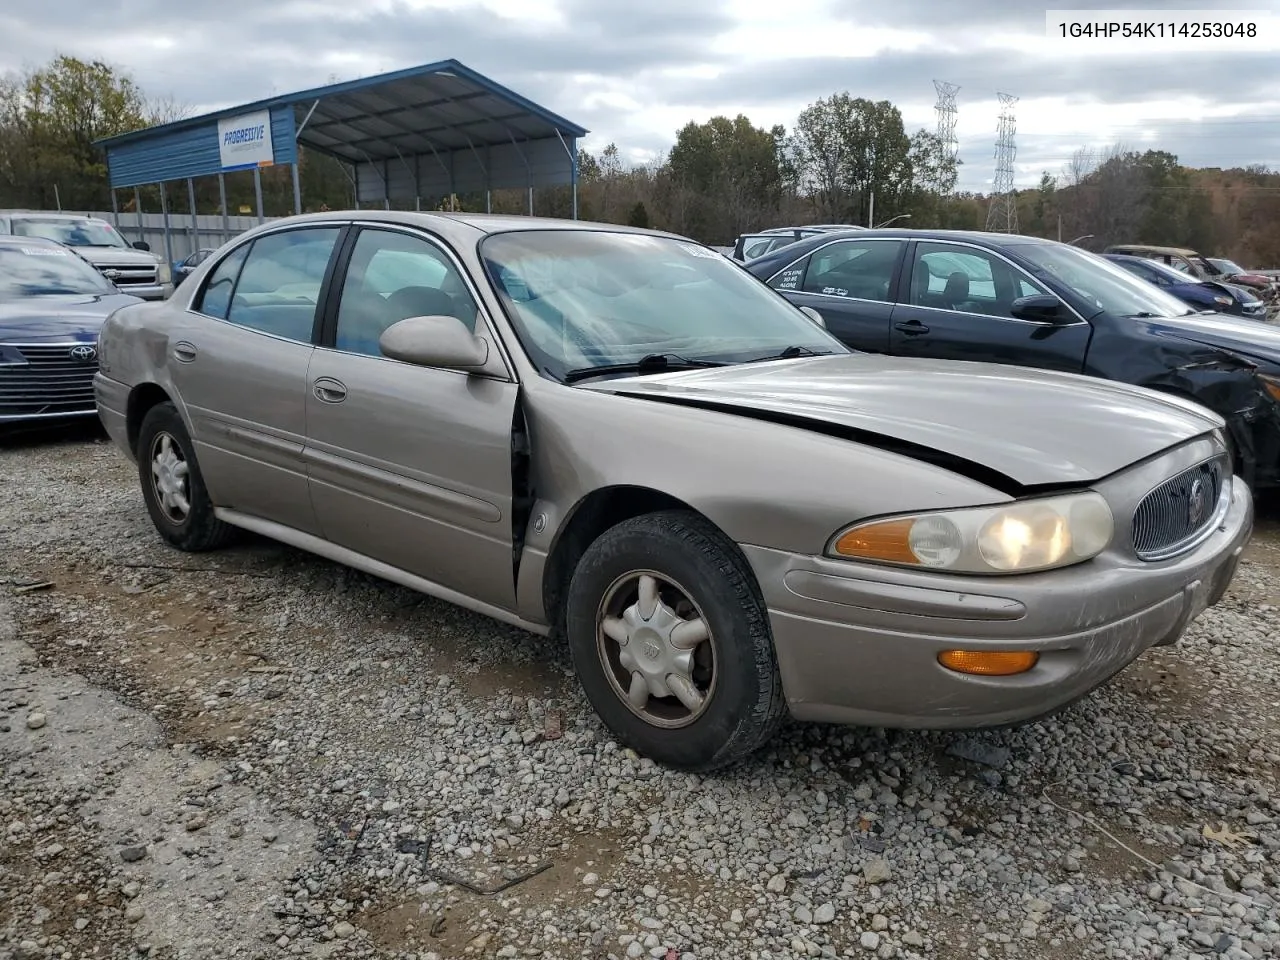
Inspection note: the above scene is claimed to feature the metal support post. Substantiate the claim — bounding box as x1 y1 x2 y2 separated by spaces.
158 182 174 270
253 168 265 223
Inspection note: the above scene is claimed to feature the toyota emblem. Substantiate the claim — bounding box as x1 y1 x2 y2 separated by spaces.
69 344 97 362
1186 477 1208 527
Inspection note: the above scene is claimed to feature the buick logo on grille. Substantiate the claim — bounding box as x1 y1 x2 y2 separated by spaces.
1186 477 1209 527
69 344 97 362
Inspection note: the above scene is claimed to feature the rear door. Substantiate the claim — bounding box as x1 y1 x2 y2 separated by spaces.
166 224 345 535
888 240 1091 372
302 224 520 610
765 237 906 352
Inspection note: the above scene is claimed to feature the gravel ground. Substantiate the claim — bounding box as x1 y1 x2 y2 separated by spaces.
2 423 1279 960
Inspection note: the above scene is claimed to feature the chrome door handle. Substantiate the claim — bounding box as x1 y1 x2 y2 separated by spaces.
313 377 347 403
172 341 197 362
894 321 930 335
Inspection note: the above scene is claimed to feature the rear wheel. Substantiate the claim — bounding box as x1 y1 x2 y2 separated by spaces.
564 510 786 771
136 402 234 552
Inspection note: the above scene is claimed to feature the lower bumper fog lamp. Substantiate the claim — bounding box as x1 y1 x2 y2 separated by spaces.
938 650 1038 676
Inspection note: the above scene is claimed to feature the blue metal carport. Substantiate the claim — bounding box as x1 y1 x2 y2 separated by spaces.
94 59 589 267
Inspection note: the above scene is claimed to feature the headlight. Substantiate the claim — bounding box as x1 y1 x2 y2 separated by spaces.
828 492 1114 574
1213 295 1233 306
156 260 172 285
1260 374 1280 404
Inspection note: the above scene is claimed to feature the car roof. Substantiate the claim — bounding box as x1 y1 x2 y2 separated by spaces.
0 234 62 246
1105 244 1200 256
236 210 689 245
0 210 109 221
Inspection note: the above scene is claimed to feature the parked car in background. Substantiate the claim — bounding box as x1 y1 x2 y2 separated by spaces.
1103 253 1268 320
0 211 172 301
0 235 141 429
94 211 1250 770
748 228 1280 489
174 248 216 287
1206 257 1280 301
732 224 865 262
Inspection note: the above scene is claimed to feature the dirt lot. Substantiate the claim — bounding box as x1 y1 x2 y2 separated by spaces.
2 423 1279 960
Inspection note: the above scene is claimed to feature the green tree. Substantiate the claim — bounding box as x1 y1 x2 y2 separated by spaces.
0 55 181 210
787 94 914 225
666 114 783 241
626 201 650 228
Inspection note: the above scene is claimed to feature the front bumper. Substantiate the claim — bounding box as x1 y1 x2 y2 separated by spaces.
121 283 172 301
747 461 1253 729
93 372 132 456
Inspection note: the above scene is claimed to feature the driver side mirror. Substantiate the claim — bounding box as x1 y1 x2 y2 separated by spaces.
379 315 493 371
798 305 826 328
1011 294 1067 323
132 240 150 251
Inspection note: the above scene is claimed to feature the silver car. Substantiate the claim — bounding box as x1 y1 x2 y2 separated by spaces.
93 212 1253 771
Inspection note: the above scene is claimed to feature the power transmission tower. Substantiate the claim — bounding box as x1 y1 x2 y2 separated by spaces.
985 92 1019 233
933 80 960 190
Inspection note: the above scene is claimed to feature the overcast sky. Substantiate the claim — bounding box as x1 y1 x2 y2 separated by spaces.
2 0 1278 191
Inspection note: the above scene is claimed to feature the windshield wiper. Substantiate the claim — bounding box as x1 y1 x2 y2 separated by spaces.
562 353 725 384
745 345 836 362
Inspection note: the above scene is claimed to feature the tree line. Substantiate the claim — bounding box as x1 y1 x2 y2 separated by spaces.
1 55 1277 267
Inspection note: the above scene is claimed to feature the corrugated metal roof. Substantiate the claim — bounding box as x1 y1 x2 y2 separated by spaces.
97 59 587 195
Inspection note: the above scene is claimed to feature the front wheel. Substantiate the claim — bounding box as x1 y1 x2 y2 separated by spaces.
564 510 786 771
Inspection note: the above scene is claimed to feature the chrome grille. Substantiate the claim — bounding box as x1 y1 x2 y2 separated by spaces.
1132 457 1226 560
96 264 157 287
0 343 99 418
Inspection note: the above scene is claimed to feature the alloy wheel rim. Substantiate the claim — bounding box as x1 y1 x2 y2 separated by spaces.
150 432 191 524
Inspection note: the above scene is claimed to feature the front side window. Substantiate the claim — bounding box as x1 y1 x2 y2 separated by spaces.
334 229 480 357
0 243 115 297
797 239 902 301
907 243 1050 317
10 217 129 248
224 228 341 341
481 229 846 381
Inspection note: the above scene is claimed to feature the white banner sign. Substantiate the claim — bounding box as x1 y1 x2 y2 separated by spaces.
217 110 274 171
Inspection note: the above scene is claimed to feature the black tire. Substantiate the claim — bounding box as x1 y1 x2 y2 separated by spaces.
564 509 786 771
136 402 234 552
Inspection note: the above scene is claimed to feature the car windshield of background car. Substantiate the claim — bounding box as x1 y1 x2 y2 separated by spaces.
481 230 847 379
1016 243 1197 319
11 218 129 248
0 245 116 297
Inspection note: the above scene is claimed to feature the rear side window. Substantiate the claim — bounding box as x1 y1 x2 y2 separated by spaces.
225 228 341 342
197 244 250 319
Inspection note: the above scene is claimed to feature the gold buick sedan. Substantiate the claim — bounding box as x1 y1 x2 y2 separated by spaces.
94 212 1252 770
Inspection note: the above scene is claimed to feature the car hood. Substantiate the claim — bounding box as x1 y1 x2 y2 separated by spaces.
1143 311 1280 363
0 293 141 340
71 247 158 267
580 355 1221 488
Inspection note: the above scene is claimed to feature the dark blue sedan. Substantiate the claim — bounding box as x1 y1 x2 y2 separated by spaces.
0 235 141 428
746 228 1280 488
1103 253 1267 320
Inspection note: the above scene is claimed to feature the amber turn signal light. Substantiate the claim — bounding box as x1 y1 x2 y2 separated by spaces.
938 650 1039 676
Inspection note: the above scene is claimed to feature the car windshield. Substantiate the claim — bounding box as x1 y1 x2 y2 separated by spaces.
10 217 129 248
1210 258 1246 274
1130 257 1201 285
480 230 846 380
1015 243 1196 319
0 244 114 297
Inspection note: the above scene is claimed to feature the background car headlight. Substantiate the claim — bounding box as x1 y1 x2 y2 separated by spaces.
829 492 1114 574
156 259 172 285
1213 295 1233 306
1259 374 1280 404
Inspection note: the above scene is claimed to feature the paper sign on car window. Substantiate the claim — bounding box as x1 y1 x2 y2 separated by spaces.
20 247 69 256
677 242 722 259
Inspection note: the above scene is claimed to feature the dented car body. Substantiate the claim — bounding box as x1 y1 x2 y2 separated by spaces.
94 213 1252 770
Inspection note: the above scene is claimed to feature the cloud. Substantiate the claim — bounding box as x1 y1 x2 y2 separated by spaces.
0 0 1274 192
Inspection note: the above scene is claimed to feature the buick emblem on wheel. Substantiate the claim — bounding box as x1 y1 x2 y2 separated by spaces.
69 344 97 361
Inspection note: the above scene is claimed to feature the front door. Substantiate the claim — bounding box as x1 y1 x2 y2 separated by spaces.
303 225 520 611
888 241 1092 373
167 225 344 535
766 237 905 353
